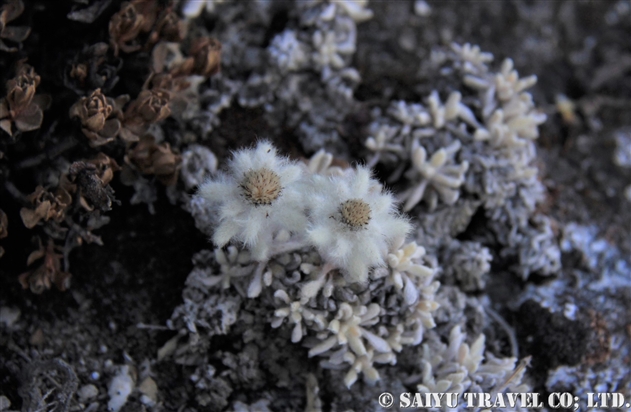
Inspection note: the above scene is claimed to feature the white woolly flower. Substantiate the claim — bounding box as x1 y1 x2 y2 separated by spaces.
197 141 307 261
306 166 411 283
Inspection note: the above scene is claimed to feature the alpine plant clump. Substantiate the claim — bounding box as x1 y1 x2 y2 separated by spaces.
169 38 537 404
184 141 440 387
198 140 410 283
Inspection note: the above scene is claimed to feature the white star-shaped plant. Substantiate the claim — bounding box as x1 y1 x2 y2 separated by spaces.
306 166 410 283
197 141 307 261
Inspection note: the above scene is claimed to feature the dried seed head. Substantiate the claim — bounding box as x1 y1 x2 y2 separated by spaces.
132 89 171 123
191 37 222 77
240 168 282 205
339 199 371 229
7 62 40 111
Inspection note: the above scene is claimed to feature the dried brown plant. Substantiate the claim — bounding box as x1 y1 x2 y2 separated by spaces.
69 88 129 146
147 7 187 46
87 152 120 186
125 134 182 185
120 88 171 142
0 0 30 52
0 61 50 137
145 72 190 94
171 37 222 78
109 1 146 55
109 0 158 55
19 238 71 294
64 42 122 94
20 185 73 229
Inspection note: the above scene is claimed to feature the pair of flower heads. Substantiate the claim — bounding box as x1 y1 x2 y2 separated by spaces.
198 140 411 284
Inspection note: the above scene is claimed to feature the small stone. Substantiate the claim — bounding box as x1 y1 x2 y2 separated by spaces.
157 334 179 361
77 384 99 403
107 365 135 412
414 0 431 16
0 395 11 411
84 402 100 412
29 328 44 346
138 377 158 405
0 307 20 328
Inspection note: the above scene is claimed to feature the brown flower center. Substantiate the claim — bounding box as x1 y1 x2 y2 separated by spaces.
339 199 371 229
240 168 282 205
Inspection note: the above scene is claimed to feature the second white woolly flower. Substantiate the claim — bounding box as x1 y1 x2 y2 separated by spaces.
197 141 307 261
306 166 411 283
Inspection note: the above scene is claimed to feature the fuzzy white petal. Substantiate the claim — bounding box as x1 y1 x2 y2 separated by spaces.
213 221 240 247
